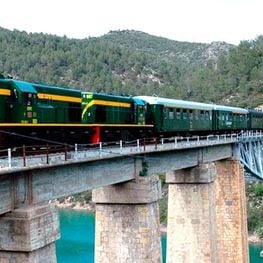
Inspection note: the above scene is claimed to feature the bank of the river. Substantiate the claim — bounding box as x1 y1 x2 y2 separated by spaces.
53 197 95 211
249 233 263 244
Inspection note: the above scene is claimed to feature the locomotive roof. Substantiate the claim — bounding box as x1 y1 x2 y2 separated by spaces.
135 96 248 114
12 80 37 93
33 83 81 96
133 97 145 105
82 92 133 102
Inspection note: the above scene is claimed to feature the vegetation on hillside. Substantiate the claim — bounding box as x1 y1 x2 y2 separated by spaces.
1 27 263 107
247 181 263 239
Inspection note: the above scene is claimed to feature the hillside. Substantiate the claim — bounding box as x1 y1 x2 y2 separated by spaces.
0 27 263 107
103 30 233 67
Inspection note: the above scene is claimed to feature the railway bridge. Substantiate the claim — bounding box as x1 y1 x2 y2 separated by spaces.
0 131 262 262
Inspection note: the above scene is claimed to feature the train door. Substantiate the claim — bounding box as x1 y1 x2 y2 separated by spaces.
132 98 146 125
95 106 106 123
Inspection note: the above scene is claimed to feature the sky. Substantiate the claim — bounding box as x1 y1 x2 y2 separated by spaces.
0 0 262 45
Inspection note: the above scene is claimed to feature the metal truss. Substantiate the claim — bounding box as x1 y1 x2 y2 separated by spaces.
237 131 263 180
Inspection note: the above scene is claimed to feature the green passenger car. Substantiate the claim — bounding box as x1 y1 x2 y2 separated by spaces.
135 96 213 133
213 105 248 130
32 83 82 123
248 110 263 129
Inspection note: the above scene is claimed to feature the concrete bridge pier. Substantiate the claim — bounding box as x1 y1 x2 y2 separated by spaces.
92 175 162 263
0 204 60 263
214 159 249 262
166 160 249 263
166 163 218 262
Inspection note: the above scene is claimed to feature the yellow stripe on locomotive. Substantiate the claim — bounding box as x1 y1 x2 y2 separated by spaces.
38 93 81 103
0 88 11 96
81 99 131 120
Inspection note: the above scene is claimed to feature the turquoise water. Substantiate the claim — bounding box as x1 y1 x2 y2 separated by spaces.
250 243 263 263
56 210 263 263
56 210 95 263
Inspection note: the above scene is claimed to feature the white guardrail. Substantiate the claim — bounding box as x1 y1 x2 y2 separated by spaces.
0 131 263 171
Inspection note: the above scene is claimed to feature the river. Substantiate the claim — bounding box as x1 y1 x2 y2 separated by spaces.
56 210 263 262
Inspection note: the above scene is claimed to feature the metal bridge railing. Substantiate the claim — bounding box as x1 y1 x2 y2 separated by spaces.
1 131 263 172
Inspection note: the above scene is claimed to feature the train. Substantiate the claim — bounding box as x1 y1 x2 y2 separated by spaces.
0 74 263 149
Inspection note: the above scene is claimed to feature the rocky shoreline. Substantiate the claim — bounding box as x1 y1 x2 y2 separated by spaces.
249 233 263 244
53 199 95 211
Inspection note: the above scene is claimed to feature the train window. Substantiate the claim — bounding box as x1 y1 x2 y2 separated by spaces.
169 108 174 119
195 111 199 120
183 109 187 120
205 111 209 120
200 110 204 120
176 108 181 119
11 89 19 102
189 110 193 120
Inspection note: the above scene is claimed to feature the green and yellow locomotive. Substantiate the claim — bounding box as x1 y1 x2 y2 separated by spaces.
0 77 38 124
0 75 152 147
0 74 263 150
